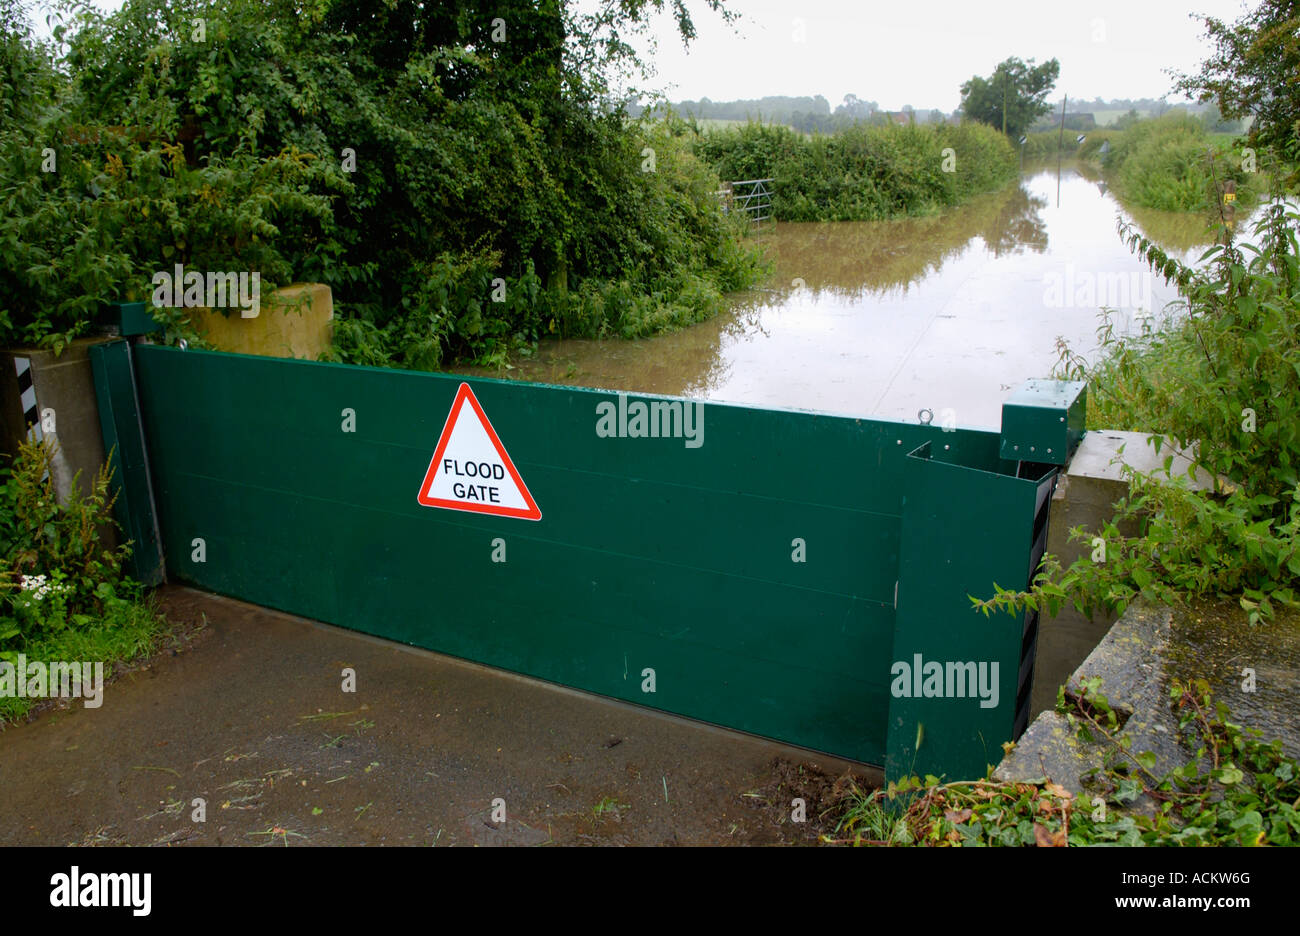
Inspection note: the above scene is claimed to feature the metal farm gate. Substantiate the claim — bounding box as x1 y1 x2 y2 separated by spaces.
90 339 1084 780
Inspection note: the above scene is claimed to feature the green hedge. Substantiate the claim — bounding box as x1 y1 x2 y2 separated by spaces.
692 120 1018 222
1102 115 1252 212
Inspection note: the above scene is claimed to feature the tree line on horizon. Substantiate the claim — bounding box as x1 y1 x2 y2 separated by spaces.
631 93 1242 136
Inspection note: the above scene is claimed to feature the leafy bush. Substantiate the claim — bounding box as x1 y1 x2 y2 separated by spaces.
318 120 765 365
0 436 166 721
0 132 341 351
1103 115 1253 211
691 119 1018 223
0 0 766 367
0 437 138 651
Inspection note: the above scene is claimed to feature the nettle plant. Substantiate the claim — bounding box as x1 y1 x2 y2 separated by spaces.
0 437 135 656
976 198 1300 625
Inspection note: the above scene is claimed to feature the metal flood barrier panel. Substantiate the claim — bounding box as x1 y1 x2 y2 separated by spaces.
91 341 1080 779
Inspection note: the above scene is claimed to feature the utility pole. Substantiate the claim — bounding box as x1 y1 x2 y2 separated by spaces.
1001 80 1007 136
1056 94 1068 206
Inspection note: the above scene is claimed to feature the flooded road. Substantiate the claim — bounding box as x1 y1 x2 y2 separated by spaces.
457 161 1226 429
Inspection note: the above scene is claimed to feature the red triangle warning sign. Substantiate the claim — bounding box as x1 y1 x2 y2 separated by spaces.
416 383 542 520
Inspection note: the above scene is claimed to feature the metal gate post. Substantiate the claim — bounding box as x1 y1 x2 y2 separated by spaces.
88 339 165 585
885 380 1085 782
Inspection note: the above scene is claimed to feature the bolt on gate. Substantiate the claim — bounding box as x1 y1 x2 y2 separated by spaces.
90 335 1084 781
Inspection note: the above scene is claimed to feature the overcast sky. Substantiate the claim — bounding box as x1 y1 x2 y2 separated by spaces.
600 0 1257 111
33 0 1258 111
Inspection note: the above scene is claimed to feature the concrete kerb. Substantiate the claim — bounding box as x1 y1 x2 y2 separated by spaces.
995 599 1182 800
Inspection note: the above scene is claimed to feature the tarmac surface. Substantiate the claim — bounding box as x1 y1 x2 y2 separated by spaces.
0 586 875 846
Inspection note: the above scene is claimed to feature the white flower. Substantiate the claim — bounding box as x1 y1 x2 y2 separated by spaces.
18 573 67 601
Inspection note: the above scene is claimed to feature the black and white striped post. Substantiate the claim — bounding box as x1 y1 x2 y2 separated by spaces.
14 356 44 444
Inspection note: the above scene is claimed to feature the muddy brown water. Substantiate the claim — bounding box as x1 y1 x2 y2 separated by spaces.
455 161 1229 429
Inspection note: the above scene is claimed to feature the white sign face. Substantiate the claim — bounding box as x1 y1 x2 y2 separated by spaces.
416 383 541 520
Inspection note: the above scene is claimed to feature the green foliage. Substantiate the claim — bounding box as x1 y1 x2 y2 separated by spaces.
959 56 1060 139
691 119 1017 223
0 591 162 723
0 437 136 651
1175 0 1300 190
830 679 1300 846
0 1 346 348
1103 115 1255 212
974 200 1300 626
0 0 760 367
318 120 766 365
0 0 55 129
0 437 167 721
1018 128 1120 161
0 132 340 350
325 251 541 371
1113 108 1144 131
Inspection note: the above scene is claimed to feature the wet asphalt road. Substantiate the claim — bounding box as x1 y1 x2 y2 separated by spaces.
0 586 873 846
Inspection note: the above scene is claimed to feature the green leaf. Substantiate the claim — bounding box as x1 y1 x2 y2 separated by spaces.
1215 765 1244 785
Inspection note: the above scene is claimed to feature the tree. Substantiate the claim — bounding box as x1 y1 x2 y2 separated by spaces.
1174 0 1300 183
2 0 760 361
0 0 55 130
1115 107 1143 131
959 57 1060 138
834 94 877 122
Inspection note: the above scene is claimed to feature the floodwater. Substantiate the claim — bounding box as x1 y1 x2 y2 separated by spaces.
455 161 1231 429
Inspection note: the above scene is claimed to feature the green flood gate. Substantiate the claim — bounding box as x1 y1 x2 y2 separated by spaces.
90 341 1084 780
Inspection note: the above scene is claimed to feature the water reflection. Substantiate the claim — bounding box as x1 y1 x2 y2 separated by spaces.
742 181 1050 305
983 185 1051 257
453 161 1244 428
1122 201 1226 252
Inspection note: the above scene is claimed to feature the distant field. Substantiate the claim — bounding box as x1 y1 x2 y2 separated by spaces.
1029 109 1147 132
1092 109 1139 126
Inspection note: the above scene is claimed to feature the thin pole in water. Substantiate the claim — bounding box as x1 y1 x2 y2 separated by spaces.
1056 94 1067 206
